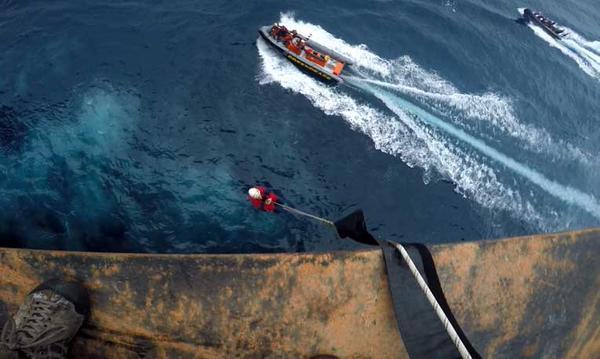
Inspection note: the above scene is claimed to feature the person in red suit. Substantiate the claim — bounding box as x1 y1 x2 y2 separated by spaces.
248 186 266 209
263 192 278 212
248 187 278 212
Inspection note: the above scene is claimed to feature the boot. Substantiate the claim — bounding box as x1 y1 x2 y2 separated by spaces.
0 279 90 359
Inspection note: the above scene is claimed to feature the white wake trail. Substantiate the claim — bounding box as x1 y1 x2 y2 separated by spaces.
355 81 600 221
564 29 600 56
256 39 428 168
347 77 592 165
563 36 600 71
278 12 590 165
523 18 600 80
257 13 600 229
257 38 548 228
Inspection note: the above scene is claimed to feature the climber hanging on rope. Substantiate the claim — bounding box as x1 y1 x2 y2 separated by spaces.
248 186 278 212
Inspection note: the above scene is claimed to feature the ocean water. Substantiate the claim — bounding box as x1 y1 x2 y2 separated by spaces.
1 0 599 253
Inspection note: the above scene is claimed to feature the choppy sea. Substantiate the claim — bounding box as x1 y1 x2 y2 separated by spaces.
1 0 599 253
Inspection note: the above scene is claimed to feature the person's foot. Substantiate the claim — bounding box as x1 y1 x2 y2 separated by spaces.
0 279 90 359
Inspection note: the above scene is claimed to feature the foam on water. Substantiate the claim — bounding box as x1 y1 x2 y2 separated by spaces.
278 13 394 78
257 37 550 228
279 12 591 165
579 39 600 54
563 34 600 70
530 24 600 79
257 13 600 229
362 84 600 221
519 8 600 80
257 39 431 168
348 77 592 165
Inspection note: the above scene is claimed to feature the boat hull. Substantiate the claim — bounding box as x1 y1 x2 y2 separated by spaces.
0 228 598 357
258 27 344 85
523 8 565 40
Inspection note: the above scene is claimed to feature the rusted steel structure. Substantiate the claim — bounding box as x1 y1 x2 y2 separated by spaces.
0 229 598 358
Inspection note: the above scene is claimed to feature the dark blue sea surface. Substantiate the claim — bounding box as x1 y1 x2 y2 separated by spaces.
1 0 599 253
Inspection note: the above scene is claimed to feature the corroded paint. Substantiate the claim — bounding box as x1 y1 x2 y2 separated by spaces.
0 228 598 358
430 228 600 358
564 274 600 358
0 249 406 358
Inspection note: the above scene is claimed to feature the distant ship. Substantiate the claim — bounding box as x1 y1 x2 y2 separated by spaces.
258 24 353 84
522 8 567 40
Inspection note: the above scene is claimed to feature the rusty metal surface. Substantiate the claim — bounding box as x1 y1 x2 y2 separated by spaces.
431 228 600 358
0 248 406 358
0 228 598 358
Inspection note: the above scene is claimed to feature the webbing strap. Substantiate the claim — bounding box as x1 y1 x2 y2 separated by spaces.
377 240 481 359
394 243 471 359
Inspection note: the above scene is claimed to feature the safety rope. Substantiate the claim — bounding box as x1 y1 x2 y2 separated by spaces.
393 242 472 359
250 189 473 358
274 202 335 226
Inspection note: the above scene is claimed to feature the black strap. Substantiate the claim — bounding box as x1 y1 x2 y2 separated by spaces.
333 209 479 358
379 242 481 359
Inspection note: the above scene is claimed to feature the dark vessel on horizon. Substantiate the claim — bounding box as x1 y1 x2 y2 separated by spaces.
522 8 567 40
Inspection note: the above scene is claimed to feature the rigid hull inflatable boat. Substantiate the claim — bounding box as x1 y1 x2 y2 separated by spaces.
523 8 567 39
259 24 353 84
